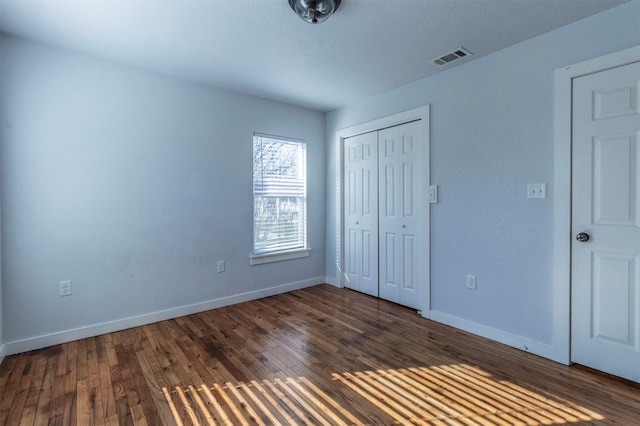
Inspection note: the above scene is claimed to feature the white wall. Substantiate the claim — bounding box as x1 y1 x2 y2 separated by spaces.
326 1 640 354
0 36 326 349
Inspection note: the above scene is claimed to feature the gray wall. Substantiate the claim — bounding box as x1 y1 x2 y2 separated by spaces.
0 36 326 344
326 1 640 347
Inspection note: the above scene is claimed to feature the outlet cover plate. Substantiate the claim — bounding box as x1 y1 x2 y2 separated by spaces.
466 275 477 290
527 183 546 199
59 280 72 296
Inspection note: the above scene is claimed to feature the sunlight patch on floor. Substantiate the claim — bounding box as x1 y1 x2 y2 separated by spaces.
163 376 358 425
332 363 605 425
161 363 605 425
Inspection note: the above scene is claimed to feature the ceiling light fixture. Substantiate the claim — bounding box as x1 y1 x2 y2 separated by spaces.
288 0 341 24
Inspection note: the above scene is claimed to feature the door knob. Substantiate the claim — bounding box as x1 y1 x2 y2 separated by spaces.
355 221 359 225
576 232 590 242
402 224 406 229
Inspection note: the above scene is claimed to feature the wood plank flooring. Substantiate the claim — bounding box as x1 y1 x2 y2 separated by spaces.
1 284 638 425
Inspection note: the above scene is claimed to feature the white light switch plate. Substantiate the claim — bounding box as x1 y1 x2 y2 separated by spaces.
427 185 438 203
527 183 546 199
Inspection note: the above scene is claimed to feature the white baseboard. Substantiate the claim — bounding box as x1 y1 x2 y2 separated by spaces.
4 277 325 356
324 276 342 287
0 344 6 367
427 310 553 360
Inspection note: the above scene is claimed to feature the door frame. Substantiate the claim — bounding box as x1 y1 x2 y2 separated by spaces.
552 45 640 365
335 106 431 316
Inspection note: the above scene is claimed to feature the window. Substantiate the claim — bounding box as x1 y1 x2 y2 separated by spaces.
252 134 308 263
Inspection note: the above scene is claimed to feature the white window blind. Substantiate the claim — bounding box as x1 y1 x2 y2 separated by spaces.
253 134 307 255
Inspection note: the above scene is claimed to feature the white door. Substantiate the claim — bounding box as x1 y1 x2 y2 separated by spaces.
571 60 640 382
344 131 379 297
378 121 422 309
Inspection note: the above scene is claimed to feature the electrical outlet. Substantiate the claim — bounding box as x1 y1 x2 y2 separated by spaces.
466 275 477 290
217 260 225 273
527 183 546 199
59 280 72 296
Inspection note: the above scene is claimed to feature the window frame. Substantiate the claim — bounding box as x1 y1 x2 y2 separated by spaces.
250 133 310 265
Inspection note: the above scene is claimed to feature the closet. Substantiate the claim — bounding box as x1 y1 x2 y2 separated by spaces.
344 120 425 309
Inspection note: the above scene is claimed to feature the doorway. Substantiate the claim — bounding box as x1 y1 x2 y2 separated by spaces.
553 46 640 382
571 60 640 382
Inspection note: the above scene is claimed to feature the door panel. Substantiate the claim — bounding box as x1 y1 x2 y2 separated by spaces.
403 163 415 217
592 253 636 345
571 60 640 382
378 121 422 309
593 134 638 225
403 235 415 291
343 132 379 297
384 165 395 216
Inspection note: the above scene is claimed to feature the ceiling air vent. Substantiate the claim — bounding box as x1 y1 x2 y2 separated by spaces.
433 47 472 66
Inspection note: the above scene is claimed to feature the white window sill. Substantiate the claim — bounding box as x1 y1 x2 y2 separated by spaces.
250 248 311 265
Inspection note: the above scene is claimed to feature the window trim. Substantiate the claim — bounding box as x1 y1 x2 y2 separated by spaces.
249 248 311 265
251 133 309 264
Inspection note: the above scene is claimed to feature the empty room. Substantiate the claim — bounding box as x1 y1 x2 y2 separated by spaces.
1 0 639 424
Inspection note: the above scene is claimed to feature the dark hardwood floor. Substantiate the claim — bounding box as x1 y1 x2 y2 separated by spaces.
0 284 638 425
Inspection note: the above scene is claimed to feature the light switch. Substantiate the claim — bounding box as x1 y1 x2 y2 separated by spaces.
427 185 438 203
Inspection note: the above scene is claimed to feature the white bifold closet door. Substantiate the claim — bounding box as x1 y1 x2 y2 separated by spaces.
378 122 422 309
344 120 423 309
344 131 379 297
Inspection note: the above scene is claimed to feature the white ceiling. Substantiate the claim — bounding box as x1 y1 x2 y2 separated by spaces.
0 0 629 111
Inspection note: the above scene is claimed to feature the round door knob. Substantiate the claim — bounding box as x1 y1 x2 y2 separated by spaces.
355 221 359 225
576 232 590 242
402 224 406 229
